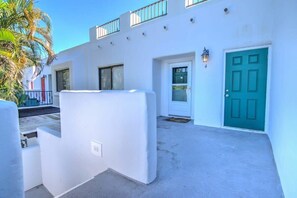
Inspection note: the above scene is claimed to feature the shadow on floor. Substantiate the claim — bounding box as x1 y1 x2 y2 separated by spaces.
19 107 60 118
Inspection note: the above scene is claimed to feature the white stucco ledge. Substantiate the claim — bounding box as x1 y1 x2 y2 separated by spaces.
38 90 157 196
0 100 24 197
38 126 61 138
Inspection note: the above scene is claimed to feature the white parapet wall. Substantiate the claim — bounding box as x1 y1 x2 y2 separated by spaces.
0 101 24 197
22 145 42 191
38 90 157 196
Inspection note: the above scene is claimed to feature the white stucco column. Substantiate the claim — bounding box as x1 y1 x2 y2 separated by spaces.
120 12 131 33
89 26 98 42
0 100 24 197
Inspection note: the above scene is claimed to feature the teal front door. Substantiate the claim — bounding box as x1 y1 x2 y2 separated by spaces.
224 48 268 131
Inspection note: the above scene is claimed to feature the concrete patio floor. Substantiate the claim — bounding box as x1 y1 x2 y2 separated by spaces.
25 117 283 198
19 113 60 134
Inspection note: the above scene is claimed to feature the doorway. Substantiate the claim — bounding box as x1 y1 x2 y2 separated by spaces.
224 48 268 131
168 62 192 117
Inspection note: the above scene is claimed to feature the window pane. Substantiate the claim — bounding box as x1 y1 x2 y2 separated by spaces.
56 69 69 92
63 69 70 90
56 71 63 92
112 66 124 90
172 85 187 102
100 68 112 90
172 67 187 84
48 74 52 91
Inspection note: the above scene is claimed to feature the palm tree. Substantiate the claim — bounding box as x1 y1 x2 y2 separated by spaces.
0 0 55 103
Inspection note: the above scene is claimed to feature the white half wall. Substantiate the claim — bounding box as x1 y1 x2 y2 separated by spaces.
0 101 24 198
22 145 42 191
38 90 157 196
268 1 297 197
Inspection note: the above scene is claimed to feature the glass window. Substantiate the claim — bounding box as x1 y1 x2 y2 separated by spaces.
100 68 112 90
172 85 187 102
99 65 124 90
172 66 188 102
172 67 187 84
56 69 70 92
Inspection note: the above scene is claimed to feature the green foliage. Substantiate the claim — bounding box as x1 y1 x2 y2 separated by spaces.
0 81 23 103
0 28 16 44
0 0 55 104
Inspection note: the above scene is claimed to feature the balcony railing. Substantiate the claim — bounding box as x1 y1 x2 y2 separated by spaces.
97 18 120 38
131 0 167 26
94 0 206 39
18 91 53 108
185 0 207 7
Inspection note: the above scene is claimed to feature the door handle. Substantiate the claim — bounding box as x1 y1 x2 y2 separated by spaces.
186 87 191 94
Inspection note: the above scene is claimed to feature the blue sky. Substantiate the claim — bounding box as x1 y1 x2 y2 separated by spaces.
38 0 157 53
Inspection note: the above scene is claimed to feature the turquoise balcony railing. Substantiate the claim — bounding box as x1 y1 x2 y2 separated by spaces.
97 18 120 38
131 0 167 26
185 0 207 7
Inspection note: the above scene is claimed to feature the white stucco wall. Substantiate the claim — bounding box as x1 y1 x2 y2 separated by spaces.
22 145 42 191
88 0 273 127
36 0 297 196
38 91 156 196
51 0 274 127
0 101 24 198
268 1 297 197
50 44 89 106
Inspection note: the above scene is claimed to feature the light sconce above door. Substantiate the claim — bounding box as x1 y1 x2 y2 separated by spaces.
201 47 210 68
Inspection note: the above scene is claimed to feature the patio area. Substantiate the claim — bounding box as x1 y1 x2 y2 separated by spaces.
24 117 283 198
19 113 60 134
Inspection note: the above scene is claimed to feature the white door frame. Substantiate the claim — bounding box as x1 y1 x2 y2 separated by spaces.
222 44 272 134
168 61 192 117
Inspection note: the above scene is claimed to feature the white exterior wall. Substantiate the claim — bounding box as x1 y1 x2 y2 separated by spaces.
268 0 297 197
38 0 297 196
22 145 42 191
51 0 273 126
0 101 24 198
38 91 156 196
50 45 89 106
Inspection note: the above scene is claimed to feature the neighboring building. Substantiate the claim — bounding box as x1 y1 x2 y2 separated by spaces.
22 65 52 92
21 65 53 107
44 0 296 197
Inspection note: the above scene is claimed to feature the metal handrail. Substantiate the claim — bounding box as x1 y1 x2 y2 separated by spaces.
185 0 207 7
18 90 53 107
97 18 120 39
131 0 167 26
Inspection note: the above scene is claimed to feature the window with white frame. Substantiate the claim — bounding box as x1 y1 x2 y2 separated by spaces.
99 65 124 90
56 68 70 92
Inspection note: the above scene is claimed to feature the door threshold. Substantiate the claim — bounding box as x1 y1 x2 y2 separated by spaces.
222 126 266 134
168 114 191 119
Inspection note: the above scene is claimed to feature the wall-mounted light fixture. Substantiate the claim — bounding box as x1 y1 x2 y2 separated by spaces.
224 8 229 14
126 36 130 40
190 18 195 23
110 41 114 45
97 45 101 49
201 47 210 68
163 25 168 31
142 32 146 36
